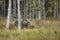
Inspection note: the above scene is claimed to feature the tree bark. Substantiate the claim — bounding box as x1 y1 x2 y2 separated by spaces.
43 0 46 19
6 0 11 29
56 0 59 19
54 0 57 19
3 0 5 16
13 0 17 17
17 0 21 31
38 0 41 20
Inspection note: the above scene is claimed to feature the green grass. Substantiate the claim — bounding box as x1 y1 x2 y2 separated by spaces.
0 18 60 40
0 27 60 40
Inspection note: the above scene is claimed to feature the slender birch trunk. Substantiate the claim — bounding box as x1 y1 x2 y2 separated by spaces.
6 0 11 29
54 0 57 19
43 0 46 19
24 1 25 18
38 0 41 20
26 0 28 18
33 0 34 19
17 0 21 31
38 11 41 20
13 0 17 17
4 0 5 16
56 0 59 19
29 0 32 20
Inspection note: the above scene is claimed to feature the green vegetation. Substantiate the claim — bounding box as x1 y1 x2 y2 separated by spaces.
0 27 60 40
0 0 60 40
0 19 60 40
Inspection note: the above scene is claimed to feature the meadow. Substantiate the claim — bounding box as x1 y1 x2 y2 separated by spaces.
0 18 60 40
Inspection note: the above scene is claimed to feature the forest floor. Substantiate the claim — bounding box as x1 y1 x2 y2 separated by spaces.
0 18 60 40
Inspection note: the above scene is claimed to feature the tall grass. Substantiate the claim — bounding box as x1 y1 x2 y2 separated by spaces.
0 18 60 40
0 27 60 40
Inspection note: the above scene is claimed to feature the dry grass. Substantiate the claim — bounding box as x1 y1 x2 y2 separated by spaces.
0 28 60 40
0 18 60 40
0 18 60 30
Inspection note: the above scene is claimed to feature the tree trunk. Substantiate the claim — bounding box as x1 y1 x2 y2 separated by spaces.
38 0 41 20
26 0 28 18
3 0 5 16
54 0 57 19
38 11 41 20
56 0 59 19
43 0 46 19
30 0 32 19
6 0 11 29
33 0 34 19
13 0 17 17
17 0 21 31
